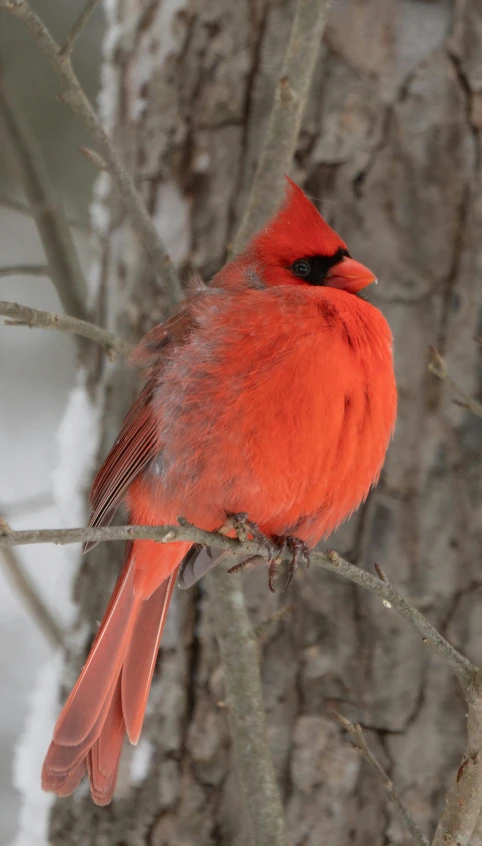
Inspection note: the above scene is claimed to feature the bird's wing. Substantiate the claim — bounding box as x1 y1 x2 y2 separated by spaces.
84 287 217 553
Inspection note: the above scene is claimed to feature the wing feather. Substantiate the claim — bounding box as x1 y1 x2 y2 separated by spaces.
83 290 213 554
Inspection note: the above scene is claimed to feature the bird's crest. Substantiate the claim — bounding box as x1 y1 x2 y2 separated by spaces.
248 178 347 272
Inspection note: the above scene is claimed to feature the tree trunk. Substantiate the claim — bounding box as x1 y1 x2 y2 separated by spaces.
49 0 482 843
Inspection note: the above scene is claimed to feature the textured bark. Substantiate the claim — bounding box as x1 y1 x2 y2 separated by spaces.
49 0 482 844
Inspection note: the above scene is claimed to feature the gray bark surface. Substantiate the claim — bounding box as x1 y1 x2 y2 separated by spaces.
49 1 482 843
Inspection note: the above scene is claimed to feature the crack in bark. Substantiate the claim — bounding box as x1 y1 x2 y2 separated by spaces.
447 49 481 172
433 50 478 361
351 105 393 200
439 580 482 645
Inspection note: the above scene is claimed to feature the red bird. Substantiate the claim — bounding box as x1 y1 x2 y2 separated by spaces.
42 180 397 804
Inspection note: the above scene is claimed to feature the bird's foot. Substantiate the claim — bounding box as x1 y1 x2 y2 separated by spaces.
219 512 276 576
268 536 311 593
219 516 310 593
217 512 269 547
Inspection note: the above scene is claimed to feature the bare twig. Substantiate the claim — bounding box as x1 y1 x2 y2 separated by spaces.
0 264 49 277
0 300 133 359
60 0 101 58
233 0 332 252
322 549 475 693
429 346 482 419
79 146 106 172
1 546 64 649
0 521 475 693
0 516 64 649
0 191 34 215
0 191 89 230
0 515 11 534
207 566 289 846
332 713 429 846
0 79 89 324
0 0 183 310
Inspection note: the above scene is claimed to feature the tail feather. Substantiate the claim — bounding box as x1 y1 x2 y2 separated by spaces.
122 568 178 744
48 760 87 798
53 553 136 747
43 676 118 778
87 678 125 805
42 543 179 805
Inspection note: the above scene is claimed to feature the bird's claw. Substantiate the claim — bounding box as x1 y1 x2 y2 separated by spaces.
218 515 310 594
269 536 311 593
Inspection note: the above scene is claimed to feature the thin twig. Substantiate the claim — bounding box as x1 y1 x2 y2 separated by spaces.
0 78 89 324
332 713 429 846
0 300 133 359
1 547 64 649
79 146 107 171
233 0 332 252
60 0 101 58
0 191 89 230
429 346 482 419
0 263 49 277
0 521 475 693
0 515 64 649
0 0 183 310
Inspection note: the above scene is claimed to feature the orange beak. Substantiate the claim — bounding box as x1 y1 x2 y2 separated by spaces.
326 257 377 294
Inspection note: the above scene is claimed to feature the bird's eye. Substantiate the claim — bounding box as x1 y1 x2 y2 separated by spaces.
290 249 351 285
292 259 311 277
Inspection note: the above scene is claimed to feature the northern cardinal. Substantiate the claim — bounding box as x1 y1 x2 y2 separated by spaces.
42 180 397 804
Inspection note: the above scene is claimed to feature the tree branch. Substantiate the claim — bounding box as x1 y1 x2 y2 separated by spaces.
0 190 88 230
0 516 64 650
207 566 289 846
432 689 482 846
0 77 89 325
0 0 183 310
0 264 49 277
429 346 482 419
332 712 429 846
233 0 332 252
0 520 475 693
59 0 101 59
1 546 65 649
0 300 133 359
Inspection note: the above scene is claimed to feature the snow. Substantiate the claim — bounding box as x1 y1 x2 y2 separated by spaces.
51 374 102 531
11 655 63 846
129 739 154 786
98 0 123 133
129 0 187 121
154 182 191 269
50 374 103 626
11 375 104 844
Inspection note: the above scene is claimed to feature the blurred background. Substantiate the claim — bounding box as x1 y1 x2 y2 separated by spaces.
0 3 103 841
